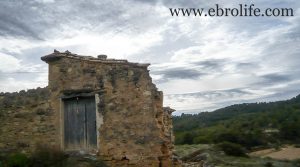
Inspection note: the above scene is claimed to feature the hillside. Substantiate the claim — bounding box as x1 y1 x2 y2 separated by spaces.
173 94 300 150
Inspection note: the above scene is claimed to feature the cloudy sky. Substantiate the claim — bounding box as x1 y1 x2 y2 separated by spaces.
0 0 299 114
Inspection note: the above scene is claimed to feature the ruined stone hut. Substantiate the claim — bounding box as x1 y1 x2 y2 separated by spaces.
41 50 176 166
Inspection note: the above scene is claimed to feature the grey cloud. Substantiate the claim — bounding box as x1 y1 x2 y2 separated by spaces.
168 88 254 114
0 12 41 39
223 82 300 110
283 16 300 40
168 88 252 100
172 86 299 115
152 67 205 83
163 68 204 79
193 59 227 71
174 87 299 115
233 62 261 73
0 0 138 39
160 0 215 8
236 62 258 68
251 73 292 87
151 59 228 83
0 0 51 39
256 90 300 103
262 73 291 83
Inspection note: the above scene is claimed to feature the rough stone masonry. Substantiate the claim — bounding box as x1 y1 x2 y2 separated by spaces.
41 50 180 167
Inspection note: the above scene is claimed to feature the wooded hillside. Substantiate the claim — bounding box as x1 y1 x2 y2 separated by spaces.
173 95 300 150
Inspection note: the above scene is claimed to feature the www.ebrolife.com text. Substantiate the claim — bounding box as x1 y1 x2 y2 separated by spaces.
169 4 294 17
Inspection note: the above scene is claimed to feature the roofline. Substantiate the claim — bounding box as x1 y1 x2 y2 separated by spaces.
41 50 150 67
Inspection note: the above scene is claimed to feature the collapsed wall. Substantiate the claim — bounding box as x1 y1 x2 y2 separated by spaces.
0 98 57 154
41 50 178 166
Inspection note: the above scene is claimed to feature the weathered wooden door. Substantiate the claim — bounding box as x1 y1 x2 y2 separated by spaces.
63 96 97 151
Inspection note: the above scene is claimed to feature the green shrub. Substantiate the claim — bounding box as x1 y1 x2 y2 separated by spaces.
292 159 300 166
214 131 240 144
193 136 212 144
182 133 194 144
7 153 30 167
216 142 247 157
264 162 273 167
30 144 67 167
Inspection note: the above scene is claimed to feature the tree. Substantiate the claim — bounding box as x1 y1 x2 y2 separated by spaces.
216 142 247 157
182 133 194 144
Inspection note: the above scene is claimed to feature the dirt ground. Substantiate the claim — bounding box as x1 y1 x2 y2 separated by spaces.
250 145 300 160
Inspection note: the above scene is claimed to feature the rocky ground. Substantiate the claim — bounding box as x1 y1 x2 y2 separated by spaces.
176 144 300 167
250 145 300 161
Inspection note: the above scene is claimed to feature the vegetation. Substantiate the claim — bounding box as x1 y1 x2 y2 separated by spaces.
0 145 107 167
6 153 30 167
175 144 300 167
0 144 66 167
215 142 247 157
173 94 300 151
30 144 67 167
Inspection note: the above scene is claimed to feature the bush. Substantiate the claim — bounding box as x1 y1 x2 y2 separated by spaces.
193 135 212 144
216 142 247 157
264 162 273 167
182 133 194 144
30 144 67 167
214 131 240 144
7 153 30 167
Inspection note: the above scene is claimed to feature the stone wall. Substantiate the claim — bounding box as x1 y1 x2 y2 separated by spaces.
0 100 57 153
41 51 178 166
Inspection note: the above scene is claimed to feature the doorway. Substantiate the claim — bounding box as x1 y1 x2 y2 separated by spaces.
63 96 97 151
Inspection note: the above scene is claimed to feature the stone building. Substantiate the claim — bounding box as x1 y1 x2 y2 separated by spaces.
41 50 178 166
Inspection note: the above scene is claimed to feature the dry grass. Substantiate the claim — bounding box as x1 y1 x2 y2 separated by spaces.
176 144 300 167
175 144 211 157
250 145 300 160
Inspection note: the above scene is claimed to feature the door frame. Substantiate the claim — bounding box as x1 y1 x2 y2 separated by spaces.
59 93 102 153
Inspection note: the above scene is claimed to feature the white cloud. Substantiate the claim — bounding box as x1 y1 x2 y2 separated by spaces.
45 29 164 59
0 53 21 72
0 74 47 92
0 37 39 54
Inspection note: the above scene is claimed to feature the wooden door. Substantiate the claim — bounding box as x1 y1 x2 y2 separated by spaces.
63 96 97 151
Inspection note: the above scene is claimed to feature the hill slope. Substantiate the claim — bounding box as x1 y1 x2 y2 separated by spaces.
173 95 300 149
